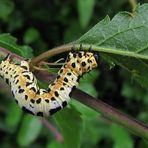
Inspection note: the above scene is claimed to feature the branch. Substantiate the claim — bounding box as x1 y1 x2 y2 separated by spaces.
72 89 148 140
1 46 148 139
30 45 148 139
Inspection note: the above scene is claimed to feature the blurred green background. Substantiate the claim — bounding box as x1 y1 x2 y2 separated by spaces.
0 0 148 148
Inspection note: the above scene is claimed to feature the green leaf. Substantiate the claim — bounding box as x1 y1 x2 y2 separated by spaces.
23 28 40 44
79 70 99 97
0 33 21 54
77 0 95 29
54 106 83 148
20 45 33 58
5 101 22 131
71 70 99 119
121 80 146 100
17 115 42 147
71 100 99 120
0 33 33 58
77 4 148 88
82 118 111 147
111 124 133 148
0 0 14 21
47 140 64 148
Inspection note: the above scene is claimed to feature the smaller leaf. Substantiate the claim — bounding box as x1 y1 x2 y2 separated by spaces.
47 140 64 148
71 70 99 119
5 101 22 131
79 70 99 97
82 118 111 146
111 124 133 148
23 28 40 44
0 0 14 20
54 106 83 148
77 0 95 29
20 45 33 58
71 100 99 120
0 33 33 58
17 115 42 147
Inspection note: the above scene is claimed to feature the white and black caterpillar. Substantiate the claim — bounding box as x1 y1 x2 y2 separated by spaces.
0 48 98 117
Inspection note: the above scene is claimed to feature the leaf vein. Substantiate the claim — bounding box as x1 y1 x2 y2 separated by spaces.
98 26 145 46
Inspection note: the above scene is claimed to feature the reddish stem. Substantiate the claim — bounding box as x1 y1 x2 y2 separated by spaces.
40 118 64 142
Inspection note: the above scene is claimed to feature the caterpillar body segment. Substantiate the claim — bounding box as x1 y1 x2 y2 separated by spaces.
0 50 98 117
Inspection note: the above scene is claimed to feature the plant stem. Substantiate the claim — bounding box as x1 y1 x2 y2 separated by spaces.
31 44 148 66
72 89 148 140
128 0 137 12
31 44 73 65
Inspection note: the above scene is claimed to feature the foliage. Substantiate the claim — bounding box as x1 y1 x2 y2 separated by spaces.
78 4 148 87
0 0 148 148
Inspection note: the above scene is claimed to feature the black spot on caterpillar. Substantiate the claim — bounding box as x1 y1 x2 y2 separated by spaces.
0 48 98 117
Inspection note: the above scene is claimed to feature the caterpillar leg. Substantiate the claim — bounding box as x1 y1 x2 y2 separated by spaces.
71 44 76 52
3 53 12 61
88 45 92 51
79 44 83 50
72 44 83 51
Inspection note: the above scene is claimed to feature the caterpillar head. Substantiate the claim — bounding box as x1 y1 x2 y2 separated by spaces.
66 51 98 76
78 51 98 74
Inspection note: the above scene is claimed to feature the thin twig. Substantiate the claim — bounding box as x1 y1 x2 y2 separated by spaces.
39 117 63 142
40 61 64 66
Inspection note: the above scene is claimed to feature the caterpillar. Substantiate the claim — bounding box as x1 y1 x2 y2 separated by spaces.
0 48 98 117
